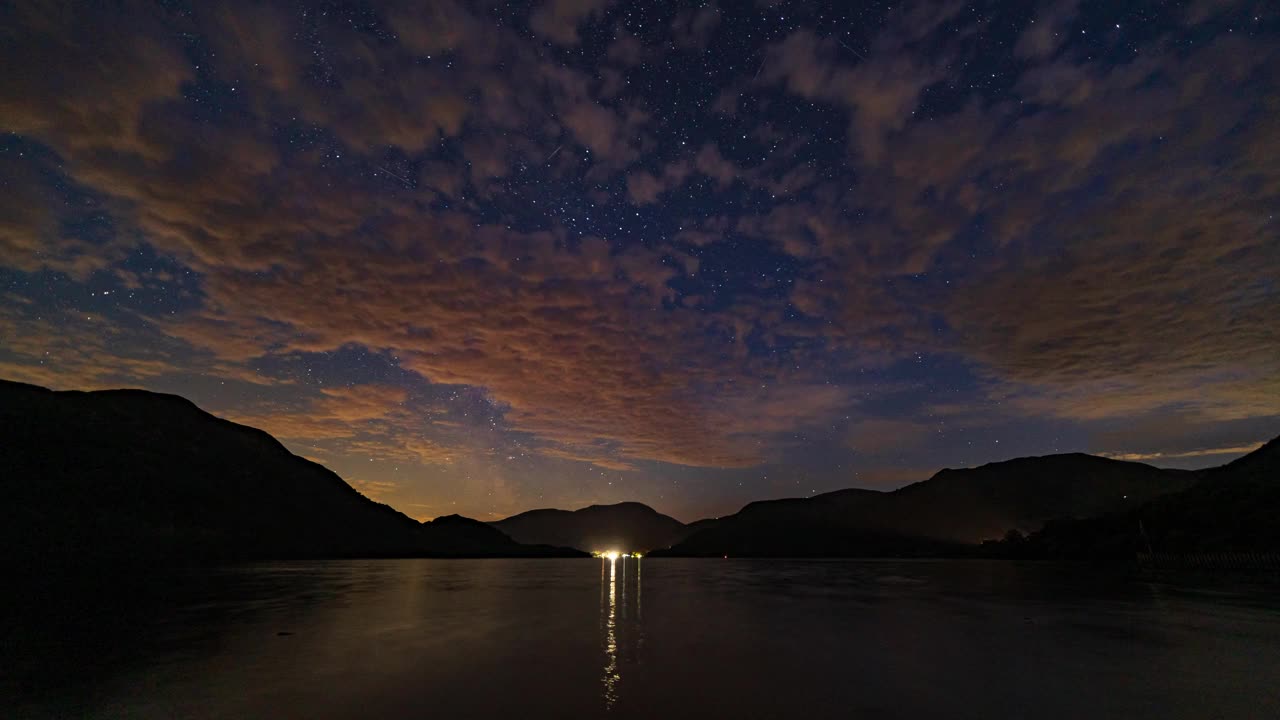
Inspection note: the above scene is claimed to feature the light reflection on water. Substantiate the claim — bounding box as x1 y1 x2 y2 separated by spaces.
9 559 1280 719
602 556 618 707
599 555 643 710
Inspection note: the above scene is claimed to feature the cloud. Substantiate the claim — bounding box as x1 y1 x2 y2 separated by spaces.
350 477 400 502
0 2 191 155
529 0 609 46
225 384 459 466
693 144 738 186
1087 411 1279 464
621 141 818 208
625 160 692 205
757 32 1280 424
0 297 282 391
225 385 407 439
606 27 646 66
761 13 947 162
1100 444 1266 463
2 0 1276 521
0 158 69 275
344 437 457 465
150 214 839 468
848 419 938 455
537 445 637 471
671 5 721 49
625 171 665 204
935 39 1280 418
1014 0 1081 59
0 0 838 471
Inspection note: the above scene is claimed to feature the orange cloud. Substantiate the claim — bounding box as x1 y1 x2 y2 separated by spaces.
2 0 1276 523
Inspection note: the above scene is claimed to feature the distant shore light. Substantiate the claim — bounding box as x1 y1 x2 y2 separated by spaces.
593 550 641 560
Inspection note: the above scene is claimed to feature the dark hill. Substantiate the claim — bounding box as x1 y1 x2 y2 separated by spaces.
874 453 1195 540
492 501 690 553
0 380 583 570
656 453 1198 557
417 514 577 557
1018 436 1280 559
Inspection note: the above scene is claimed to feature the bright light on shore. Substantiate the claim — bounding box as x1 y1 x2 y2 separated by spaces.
592 550 641 560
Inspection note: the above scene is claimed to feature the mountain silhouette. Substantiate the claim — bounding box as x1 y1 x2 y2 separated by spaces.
492 501 690 553
1014 436 1280 559
8 377 1269 566
0 380 583 571
656 453 1200 557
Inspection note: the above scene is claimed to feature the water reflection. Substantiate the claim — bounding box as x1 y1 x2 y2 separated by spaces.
599 555 643 711
12 560 1280 719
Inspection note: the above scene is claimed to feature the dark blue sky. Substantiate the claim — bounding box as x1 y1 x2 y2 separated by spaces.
2 0 1277 521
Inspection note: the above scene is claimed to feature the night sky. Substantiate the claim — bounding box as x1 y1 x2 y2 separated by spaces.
2 1 1277 522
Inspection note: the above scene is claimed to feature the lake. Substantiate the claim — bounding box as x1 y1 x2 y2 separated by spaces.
8 559 1280 719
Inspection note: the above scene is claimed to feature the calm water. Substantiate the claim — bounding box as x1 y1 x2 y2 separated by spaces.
9 559 1280 719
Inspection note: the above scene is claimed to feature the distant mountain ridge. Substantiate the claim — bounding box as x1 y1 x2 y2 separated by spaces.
655 452 1201 557
1012 436 1280 559
490 451 1214 558
492 501 690 553
7 378 1271 566
0 380 583 571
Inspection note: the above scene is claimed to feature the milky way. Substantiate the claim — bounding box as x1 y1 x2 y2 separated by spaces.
1 1 1277 521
